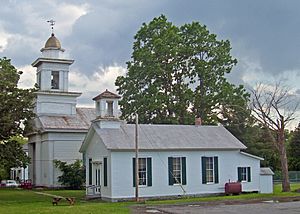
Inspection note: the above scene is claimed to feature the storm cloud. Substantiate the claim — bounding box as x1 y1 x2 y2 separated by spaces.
1 0 300 106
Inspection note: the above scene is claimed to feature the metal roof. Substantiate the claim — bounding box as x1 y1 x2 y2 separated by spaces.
45 33 61 49
38 108 96 131
92 123 247 150
240 151 264 160
260 167 274 175
92 89 121 100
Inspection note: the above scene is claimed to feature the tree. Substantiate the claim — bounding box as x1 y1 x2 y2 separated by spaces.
0 57 35 179
54 160 85 189
251 82 299 192
0 136 30 180
288 123 300 171
0 57 35 139
116 15 248 125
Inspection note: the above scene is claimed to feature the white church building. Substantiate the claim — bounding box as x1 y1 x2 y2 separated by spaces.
26 33 96 187
26 33 274 199
79 94 274 201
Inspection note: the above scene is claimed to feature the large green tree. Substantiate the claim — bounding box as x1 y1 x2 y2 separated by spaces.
0 57 35 179
116 15 249 125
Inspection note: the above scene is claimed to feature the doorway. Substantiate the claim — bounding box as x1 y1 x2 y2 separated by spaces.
94 163 101 194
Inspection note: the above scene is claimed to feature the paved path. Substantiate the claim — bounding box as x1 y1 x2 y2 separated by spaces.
131 197 300 214
155 201 300 214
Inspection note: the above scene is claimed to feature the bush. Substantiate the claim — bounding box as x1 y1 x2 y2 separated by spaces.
54 160 85 189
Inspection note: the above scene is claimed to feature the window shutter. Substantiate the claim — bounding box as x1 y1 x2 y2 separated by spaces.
182 157 187 185
214 156 219 184
147 158 152 186
247 167 251 182
168 157 173 185
133 158 136 187
88 158 92 185
237 167 242 182
201 157 207 184
103 157 107 187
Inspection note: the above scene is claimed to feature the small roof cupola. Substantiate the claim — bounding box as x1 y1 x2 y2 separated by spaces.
40 33 65 59
93 89 121 119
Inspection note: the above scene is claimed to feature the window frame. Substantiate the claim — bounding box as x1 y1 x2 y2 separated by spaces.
240 167 247 182
51 71 60 89
202 156 218 184
138 157 147 186
238 166 251 182
205 157 214 184
172 157 182 185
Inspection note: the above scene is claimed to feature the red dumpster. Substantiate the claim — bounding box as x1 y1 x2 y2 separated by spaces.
225 182 241 195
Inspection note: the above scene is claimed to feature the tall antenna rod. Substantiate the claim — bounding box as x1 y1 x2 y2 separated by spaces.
47 19 55 35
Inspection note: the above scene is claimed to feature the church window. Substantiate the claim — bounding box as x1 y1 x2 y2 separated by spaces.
51 71 59 89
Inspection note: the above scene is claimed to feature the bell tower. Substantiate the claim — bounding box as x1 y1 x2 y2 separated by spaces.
31 22 81 116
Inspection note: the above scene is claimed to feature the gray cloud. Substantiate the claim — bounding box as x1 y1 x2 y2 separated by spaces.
1 0 300 92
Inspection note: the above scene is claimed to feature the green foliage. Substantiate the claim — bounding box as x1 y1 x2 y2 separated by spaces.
54 160 85 190
116 15 249 125
0 57 35 180
0 136 30 180
0 57 36 140
226 122 281 171
288 124 300 170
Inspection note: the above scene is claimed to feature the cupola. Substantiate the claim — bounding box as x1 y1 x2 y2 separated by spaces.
44 33 62 49
40 33 65 59
93 89 121 119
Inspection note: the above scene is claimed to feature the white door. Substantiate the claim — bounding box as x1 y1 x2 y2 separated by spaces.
94 164 101 194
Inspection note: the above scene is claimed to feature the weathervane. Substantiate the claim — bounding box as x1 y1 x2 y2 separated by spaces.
47 19 55 35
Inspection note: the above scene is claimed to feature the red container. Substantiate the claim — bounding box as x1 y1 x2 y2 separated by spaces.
225 182 242 195
21 180 32 189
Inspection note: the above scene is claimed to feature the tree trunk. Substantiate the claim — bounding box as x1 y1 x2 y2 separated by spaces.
278 139 291 192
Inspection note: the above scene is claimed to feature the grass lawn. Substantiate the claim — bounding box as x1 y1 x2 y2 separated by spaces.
0 189 132 214
0 183 299 214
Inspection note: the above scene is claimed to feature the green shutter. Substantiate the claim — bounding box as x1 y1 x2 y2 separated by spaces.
147 158 152 186
182 157 187 185
133 158 136 187
214 156 219 184
103 157 107 187
82 153 86 166
201 157 207 184
237 167 242 182
89 158 92 185
247 167 251 182
168 157 173 185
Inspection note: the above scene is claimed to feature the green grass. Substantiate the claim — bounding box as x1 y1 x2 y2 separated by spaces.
0 189 131 214
0 183 299 213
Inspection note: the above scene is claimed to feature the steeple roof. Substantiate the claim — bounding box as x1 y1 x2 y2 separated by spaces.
44 33 61 49
93 89 121 101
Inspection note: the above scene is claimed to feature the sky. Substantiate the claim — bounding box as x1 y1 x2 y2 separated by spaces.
1 0 300 126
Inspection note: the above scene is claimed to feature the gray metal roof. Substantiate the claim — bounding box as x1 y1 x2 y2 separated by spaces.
39 108 96 130
260 167 274 175
93 123 247 150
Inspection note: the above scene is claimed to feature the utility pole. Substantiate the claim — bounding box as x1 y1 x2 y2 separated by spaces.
135 113 139 202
